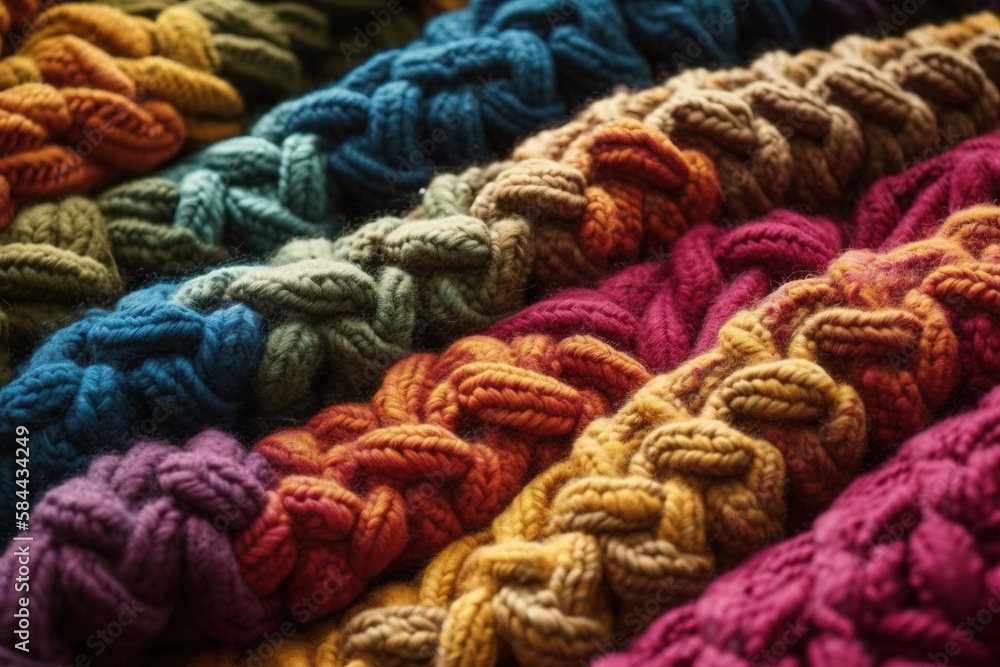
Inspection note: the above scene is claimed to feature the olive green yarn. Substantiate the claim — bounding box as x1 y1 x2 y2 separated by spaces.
0 199 123 384
173 168 533 414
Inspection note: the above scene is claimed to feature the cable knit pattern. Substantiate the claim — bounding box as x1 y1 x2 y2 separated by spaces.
158 13 1000 414
174 206 1000 667
98 0 815 268
0 2 254 223
596 384 1000 667
236 335 651 619
0 209 859 666
0 431 276 667
0 197 122 385
0 284 265 536
16 134 1000 665
9 60 1000 528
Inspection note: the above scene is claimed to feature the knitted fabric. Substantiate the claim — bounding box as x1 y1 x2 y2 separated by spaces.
0 2 250 224
168 206 1000 667
0 197 122 385
595 388 1000 667
0 214 853 665
97 0 815 268
0 431 276 667
124 13 1000 415
9 139 1000 665
75 0 466 91
0 283 265 534
98 10 1000 275
6 44 1000 528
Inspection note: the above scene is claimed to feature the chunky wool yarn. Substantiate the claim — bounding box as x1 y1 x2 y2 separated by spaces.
0 213 850 666
124 14 1000 414
0 2 250 223
0 198 122 385
9 143 1000 665
0 431 275 667
8 100 1000 532
0 283 264 531
98 0 816 264
173 206 1000 667
595 385 1000 667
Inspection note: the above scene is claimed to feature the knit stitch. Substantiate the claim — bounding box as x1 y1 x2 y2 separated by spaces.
7 49 1000 525
98 0 815 267
0 2 252 224
0 197 122 385
0 431 275 667
164 205 1000 667
595 385 1000 667
0 283 264 534
155 14 1000 413
0 214 841 664
7 142 1000 664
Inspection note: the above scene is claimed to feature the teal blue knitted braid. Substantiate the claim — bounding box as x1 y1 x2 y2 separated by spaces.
98 0 811 274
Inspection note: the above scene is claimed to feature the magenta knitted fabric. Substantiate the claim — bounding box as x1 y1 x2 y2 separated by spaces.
594 385 1000 667
488 129 1000 372
4 130 1000 666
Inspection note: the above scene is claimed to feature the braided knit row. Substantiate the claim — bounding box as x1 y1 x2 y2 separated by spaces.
0 197 122 385
97 0 816 262
0 282 265 532
167 205 1000 667
0 2 253 223
0 209 859 665
7 72 1000 526
143 14 1000 412
596 386 1000 667
0 431 275 667
6 131 1000 664
98 10 1000 275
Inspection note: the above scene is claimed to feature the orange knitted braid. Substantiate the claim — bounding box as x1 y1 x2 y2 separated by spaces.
170 205 1000 667
236 334 650 616
0 3 245 224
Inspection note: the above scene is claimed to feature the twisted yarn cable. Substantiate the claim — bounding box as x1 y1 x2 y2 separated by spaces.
73 0 324 98
26 142 1000 665
212 213 849 625
0 2 254 223
0 283 265 537
8 71 1000 526
98 0 815 266
161 13 1000 416
184 206 1000 667
0 207 849 663
0 197 122 385
596 384 1000 667
0 431 276 667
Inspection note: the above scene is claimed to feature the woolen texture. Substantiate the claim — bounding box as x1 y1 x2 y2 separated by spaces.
161 205 1000 667
0 283 264 534
110 14 1000 417
595 386 1000 667
6 22 1000 527
98 0 816 268
0 198 122 385
0 1 249 224
9 134 1000 665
